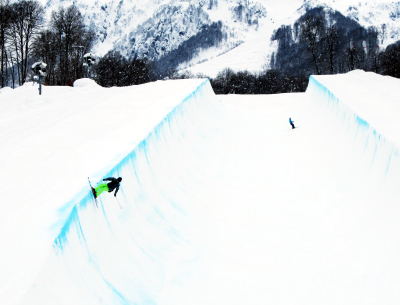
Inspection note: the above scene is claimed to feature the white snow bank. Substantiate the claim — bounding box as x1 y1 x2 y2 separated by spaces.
73 78 100 87
0 87 13 95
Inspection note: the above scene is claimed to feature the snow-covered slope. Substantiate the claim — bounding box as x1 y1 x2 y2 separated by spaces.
2 71 400 304
0 78 206 305
37 0 400 77
309 70 400 148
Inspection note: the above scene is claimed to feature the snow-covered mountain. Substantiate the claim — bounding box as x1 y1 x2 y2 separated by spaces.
38 0 400 77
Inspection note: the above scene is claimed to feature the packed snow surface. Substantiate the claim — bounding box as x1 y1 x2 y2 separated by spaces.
1 70 400 305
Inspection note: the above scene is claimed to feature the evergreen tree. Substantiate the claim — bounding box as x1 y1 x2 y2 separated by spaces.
298 13 325 75
381 41 400 78
94 50 153 87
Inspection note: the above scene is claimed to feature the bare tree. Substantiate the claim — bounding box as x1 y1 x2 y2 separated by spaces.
379 23 386 45
50 5 88 85
364 26 380 72
32 30 58 84
345 40 362 71
299 14 325 75
71 28 96 81
30 5 95 85
0 0 11 87
9 0 44 85
7 49 15 87
324 21 338 74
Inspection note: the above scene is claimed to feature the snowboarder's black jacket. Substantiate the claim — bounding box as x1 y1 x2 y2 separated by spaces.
104 177 120 196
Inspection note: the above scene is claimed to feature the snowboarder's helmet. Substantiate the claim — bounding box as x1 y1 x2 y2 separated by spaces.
118 177 122 182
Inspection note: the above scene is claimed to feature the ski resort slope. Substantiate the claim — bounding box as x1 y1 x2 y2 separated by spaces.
1 70 400 304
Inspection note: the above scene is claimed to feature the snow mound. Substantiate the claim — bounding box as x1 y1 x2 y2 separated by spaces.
22 82 34 87
73 78 100 88
0 87 13 95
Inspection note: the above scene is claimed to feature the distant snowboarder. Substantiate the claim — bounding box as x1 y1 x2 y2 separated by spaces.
289 117 295 129
92 177 122 198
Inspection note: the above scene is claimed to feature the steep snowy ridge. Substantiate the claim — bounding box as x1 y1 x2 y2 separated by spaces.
307 72 400 185
19 79 225 304
0 78 209 305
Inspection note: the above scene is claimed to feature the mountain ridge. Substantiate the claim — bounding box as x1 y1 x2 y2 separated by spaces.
37 0 400 76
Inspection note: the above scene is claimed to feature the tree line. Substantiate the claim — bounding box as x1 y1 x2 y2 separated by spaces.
94 50 152 87
2 2 400 92
0 0 154 88
271 7 383 76
207 68 308 94
1 0 45 87
0 0 96 87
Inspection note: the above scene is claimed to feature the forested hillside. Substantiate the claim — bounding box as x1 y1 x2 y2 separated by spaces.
208 6 400 94
1 0 400 92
